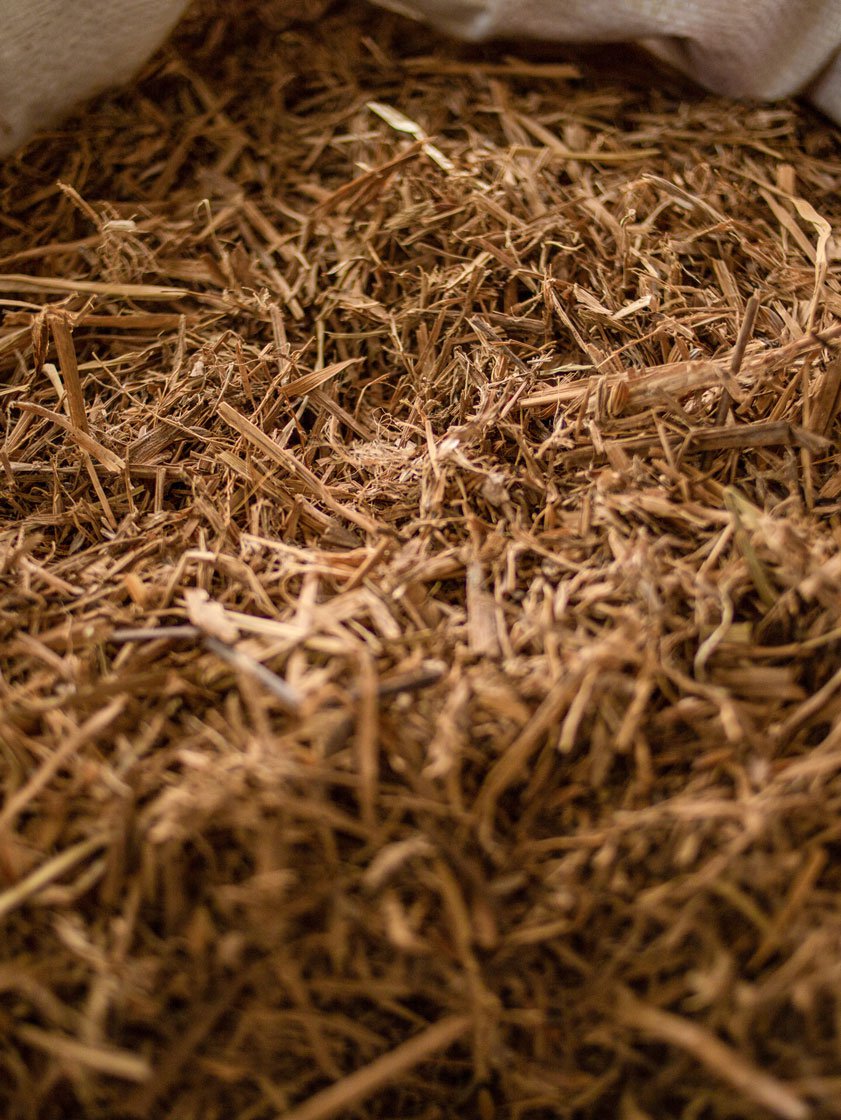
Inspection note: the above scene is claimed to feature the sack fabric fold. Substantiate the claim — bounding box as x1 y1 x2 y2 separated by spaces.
0 0 838 155
381 0 841 119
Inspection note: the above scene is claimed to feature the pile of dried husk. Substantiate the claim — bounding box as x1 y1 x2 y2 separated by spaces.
2 1 841 1117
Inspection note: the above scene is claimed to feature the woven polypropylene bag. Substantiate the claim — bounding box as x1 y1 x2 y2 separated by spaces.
384 0 841 119
0 0 191 153
0 0 838 155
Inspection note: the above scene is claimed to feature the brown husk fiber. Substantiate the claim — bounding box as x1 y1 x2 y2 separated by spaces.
2 1 841 1116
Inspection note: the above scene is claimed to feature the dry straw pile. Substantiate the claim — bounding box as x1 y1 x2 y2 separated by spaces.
2 1 841 1116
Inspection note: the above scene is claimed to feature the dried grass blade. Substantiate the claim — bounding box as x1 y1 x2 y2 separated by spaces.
13 401 125 472
0 274 190 300
280 1015 472 1120
616 992 809 1120
15 1025 151 1083
0 836 107 922
49 311 88 433
276 358 362 400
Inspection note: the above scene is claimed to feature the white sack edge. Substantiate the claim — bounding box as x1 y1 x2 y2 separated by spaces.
0 0 838 156
387 0 841 121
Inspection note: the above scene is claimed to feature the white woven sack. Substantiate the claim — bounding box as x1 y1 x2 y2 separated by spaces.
389 0 841 120
0 0 190 153
0 0 838 155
